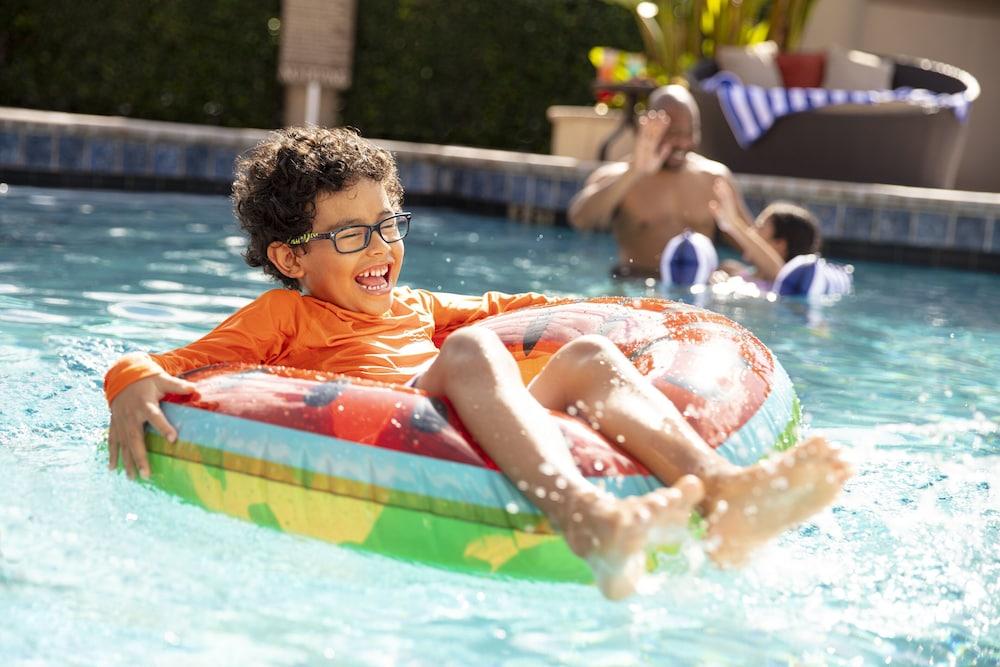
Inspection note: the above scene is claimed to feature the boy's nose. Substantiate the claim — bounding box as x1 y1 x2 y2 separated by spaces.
367 231 391 254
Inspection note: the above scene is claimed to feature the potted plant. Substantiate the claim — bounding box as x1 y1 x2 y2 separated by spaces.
548 0 817 161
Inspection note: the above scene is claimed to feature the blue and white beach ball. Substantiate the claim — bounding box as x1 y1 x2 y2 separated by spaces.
773 254 853 298
660 231 718 287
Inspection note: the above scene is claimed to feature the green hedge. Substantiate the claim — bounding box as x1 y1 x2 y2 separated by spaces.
342 0 640 153
0 0 639 152
0 0 282 128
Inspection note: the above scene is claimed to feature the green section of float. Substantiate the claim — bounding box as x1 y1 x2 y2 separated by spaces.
147 448 593 583
141 393 801 583
145 430 551 533
779 396 802 452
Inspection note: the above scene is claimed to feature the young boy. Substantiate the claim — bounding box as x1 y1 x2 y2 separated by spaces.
710 178 853 298
106 127 851 600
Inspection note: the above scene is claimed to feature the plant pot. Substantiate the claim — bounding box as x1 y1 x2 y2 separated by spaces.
546 105 633 162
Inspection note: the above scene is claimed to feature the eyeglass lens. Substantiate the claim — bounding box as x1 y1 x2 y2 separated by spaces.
334 214 409 253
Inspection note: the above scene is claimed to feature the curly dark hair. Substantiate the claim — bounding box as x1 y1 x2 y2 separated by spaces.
232 126 404 289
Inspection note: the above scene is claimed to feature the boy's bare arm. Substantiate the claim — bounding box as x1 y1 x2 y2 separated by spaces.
711 178 785 282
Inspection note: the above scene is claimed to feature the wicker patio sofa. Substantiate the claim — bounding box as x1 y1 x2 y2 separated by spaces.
688 54 980 189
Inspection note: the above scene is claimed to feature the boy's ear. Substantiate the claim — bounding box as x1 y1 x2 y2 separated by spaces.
267 241 306 280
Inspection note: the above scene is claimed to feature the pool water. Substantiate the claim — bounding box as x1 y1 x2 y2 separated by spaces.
1 186 998 665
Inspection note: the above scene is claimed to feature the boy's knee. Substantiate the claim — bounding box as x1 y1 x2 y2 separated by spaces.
544 335 626 382
558 334 619 366
437 327 510 373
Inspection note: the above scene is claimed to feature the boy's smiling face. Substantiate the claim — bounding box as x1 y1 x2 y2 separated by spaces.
282 179 404 315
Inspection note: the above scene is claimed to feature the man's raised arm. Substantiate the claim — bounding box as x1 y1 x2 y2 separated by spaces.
568 111 674 231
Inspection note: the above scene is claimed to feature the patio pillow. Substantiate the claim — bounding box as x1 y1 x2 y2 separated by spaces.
823 47 893 91
716 41 783 88
776 52 826 88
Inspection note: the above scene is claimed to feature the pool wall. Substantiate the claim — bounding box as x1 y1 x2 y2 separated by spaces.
2 106 998 271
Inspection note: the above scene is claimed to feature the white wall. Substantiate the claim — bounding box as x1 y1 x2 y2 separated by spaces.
802 0 1000 193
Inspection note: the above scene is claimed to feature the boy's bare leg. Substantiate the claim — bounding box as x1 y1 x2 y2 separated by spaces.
416 328 704 599
527 335 852 566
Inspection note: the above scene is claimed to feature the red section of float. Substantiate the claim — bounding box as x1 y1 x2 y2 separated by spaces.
167 364 646 477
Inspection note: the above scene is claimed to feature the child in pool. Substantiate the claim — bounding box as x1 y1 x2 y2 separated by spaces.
106 127 851 599
711 178 820 283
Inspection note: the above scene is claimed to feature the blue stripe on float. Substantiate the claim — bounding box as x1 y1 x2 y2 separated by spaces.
714 360 796 466
160 403 662 516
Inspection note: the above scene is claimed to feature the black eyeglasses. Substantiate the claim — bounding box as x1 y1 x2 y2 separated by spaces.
286 212 411 254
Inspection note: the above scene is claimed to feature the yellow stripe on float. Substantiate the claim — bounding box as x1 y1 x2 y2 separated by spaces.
150 452 383 545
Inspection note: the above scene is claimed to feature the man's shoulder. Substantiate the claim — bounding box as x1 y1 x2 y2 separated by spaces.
585 160 630 183
684 152 731 178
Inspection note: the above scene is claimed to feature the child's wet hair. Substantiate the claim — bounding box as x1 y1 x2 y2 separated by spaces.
232 127 404 289
758 201 821 260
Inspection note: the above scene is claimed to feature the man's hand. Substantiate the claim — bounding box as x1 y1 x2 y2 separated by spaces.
631 110 674 176
108 373 197 479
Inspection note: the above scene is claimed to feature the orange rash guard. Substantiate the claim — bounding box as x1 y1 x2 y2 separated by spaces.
103 286 553 405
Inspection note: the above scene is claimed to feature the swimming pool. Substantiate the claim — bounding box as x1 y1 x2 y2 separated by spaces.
1 185 997 665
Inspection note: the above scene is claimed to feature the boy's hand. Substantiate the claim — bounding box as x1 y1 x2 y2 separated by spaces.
710 177 746 234
108 374 197 479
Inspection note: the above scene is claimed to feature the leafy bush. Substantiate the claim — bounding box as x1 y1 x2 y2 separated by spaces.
0 1 640 152
342 1 640 153
0 0 282 128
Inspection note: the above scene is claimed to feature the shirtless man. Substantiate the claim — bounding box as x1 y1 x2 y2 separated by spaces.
568 85 743 278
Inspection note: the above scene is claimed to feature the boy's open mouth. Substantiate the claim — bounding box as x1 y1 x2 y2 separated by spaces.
355 263 392 293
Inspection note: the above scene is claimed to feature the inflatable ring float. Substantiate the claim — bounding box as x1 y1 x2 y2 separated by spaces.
145 297 800 583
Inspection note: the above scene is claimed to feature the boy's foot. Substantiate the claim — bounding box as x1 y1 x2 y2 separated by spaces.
563 475 704 600
703 436 852 566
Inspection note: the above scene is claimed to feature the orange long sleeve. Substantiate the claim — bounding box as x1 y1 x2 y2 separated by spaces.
104 286 552 405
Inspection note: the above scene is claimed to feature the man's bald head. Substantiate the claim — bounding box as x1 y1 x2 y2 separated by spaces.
644 84 701 168
647 84 700 124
